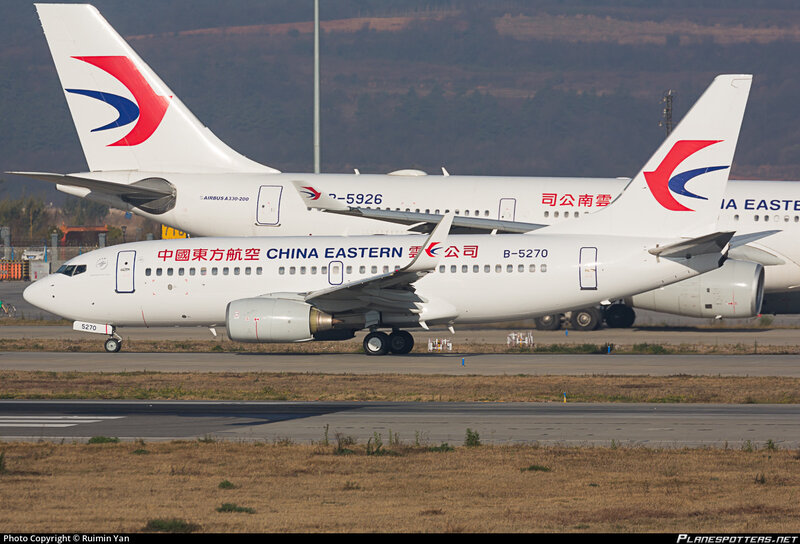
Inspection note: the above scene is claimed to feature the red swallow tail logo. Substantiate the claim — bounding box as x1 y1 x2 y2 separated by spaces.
67 56 170 147
300 186 322 200
425 242 441 257
643 140 728 212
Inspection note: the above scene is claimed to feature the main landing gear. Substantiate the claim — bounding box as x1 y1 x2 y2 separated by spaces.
363 329 414 356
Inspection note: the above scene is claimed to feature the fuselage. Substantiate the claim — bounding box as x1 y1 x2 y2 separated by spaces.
24 232 719 330
73 172 800 293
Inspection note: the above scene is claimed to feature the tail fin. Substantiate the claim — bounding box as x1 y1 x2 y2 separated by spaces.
35 3 277 174
544 74 752 238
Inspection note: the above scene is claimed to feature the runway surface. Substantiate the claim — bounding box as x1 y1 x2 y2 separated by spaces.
0 400 797 448
2 350 800 376
3 276 800 448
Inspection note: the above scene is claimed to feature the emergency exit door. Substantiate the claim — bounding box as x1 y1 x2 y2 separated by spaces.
579 247 598 290
328 261 343 285
116 250 136 293
256 185 283 225
498 198 516 221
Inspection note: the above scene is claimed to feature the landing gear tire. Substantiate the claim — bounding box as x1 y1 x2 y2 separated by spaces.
534 314 561 331
604 304 636 328
570 307 602 331
363 331 390 356
104 337 122 353
388 330 414 354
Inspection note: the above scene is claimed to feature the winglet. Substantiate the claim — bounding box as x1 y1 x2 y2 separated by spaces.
291 180 349 211
403 212 454 273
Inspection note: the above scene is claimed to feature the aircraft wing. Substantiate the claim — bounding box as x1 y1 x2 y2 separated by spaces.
648 231 735 258
303 212 454 314
8 171 175 213
291 181 544 234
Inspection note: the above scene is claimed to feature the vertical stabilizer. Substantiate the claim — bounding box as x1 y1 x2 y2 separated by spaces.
36 3 278 173
543 74 752 238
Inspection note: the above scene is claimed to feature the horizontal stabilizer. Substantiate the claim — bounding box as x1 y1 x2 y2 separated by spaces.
10 171 176 214
648 231 735 258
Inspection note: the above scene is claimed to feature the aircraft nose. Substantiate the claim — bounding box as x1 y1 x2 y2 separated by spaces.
23 278 52 312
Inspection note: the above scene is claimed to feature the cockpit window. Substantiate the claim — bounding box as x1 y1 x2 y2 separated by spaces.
55 264 87 277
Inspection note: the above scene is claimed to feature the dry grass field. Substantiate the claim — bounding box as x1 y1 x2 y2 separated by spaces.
0 441 797 533
1 370 799 404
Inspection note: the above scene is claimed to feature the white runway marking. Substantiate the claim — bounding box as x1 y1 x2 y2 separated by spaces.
0 416 123 428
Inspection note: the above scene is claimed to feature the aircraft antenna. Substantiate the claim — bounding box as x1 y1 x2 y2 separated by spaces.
658 89 675 136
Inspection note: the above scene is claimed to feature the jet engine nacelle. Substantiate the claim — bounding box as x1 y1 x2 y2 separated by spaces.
624 259 764 319
226 297 334 342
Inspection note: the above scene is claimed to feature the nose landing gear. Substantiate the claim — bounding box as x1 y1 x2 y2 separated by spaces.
104 332 123 353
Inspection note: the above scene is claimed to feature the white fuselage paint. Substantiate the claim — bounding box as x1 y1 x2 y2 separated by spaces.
83 171 800 293
24 233 719 330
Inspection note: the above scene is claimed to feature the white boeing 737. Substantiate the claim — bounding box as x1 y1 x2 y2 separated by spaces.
23 73 753 354
12 5 792 327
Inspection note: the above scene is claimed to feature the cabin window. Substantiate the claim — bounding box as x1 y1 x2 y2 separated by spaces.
495 264 502 273
346 266 352 274
256 267 263 275
178 268 185 276
359 266 366 274
278 267 285 275
211 267 218 275
300 266 306 275
156 268 163 276
371 266 377 274
245 267 251 275
383 266 389 273
518 264 525 273
190 268 196 276
234 267 241 275
507 264 513 273
321 266 327 274
222 267 229 275
289 266 296 275
529 264 536 273
484 264 490 273
310 266 317 274
145 268 151 277
200 267 207 276
541 264 548 273
439 265 445 273
473 265 479 273
167 268 173 276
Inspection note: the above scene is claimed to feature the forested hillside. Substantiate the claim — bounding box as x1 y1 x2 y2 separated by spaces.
3 0 800 200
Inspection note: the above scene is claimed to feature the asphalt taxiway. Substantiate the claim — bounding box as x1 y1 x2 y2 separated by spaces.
1 400 797 449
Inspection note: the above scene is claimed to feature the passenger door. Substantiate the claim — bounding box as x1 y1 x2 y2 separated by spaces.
115 250 136 293
256 185 283 226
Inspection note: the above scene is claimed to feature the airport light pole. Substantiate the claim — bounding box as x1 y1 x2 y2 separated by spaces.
314 0 321 173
